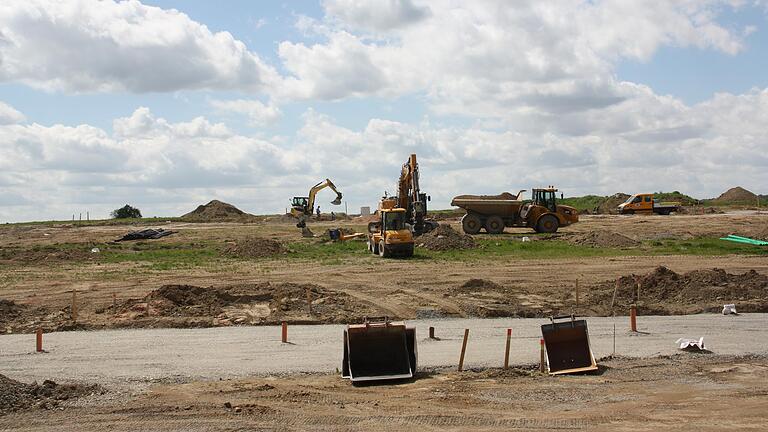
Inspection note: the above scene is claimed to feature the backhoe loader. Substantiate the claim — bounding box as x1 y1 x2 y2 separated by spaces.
290 179 342 235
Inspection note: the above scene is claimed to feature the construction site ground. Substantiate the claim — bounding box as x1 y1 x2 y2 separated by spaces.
1 211 768 429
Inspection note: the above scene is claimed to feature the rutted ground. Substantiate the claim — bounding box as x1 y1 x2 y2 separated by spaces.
2 355 767 431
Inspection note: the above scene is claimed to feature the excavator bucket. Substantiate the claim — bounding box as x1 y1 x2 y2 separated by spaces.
541 315 598 375
342 317 417 383
331 192 343 206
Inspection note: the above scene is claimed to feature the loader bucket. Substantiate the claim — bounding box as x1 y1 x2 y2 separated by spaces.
541 315 598 375
342 318 417 383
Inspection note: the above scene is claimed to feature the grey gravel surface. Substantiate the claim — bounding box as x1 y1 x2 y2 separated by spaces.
0 314 765 386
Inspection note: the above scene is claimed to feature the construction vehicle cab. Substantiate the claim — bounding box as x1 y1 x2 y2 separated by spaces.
290 179 342 229
520 187 578 233
367 208 415 258
342 317 417 383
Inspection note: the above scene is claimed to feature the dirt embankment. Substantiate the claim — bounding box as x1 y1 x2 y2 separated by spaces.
0 375 100 416
714 186 758 203
108 282 382 327
417 225 476 251
587 266 768 315
444 266 768 318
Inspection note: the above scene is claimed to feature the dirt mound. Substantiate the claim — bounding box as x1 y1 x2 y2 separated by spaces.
0 299 26 322
182 200 252 221
113 282 383 326
567 231 640 247
588 266 768 315
417 225 476 251
0 375 99 415
596 193 630 214
223 237 286 258
714 186 757 203
458 278 503 292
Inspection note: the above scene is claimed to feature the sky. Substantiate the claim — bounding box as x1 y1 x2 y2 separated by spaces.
1 0 767 222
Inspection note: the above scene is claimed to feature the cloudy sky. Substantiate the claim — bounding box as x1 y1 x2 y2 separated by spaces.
1 0 767 222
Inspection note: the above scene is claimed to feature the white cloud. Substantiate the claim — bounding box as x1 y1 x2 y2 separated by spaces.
210 99 282 127
0 0 281 93
0 101 24 124
281 0 750 115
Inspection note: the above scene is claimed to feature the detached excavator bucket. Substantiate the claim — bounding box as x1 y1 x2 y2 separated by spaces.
541 315 598 375
342 318 417 383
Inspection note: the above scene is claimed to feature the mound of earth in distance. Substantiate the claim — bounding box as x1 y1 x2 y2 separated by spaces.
566 231 640 248
417 224 476 251
223 237 286 258
713 186 758 203
181 200 254 222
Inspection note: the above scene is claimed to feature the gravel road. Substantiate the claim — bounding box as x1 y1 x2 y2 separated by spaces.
1 314 766 385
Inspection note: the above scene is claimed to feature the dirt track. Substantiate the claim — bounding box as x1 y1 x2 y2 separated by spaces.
2 354 768 431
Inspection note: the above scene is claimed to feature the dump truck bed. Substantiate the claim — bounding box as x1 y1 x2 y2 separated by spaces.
451 193 523 217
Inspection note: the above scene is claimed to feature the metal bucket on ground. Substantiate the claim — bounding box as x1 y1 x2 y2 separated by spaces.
342 317 417 382
541 315 598 375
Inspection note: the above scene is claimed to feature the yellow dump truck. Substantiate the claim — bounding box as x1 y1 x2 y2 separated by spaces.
451 187 579 234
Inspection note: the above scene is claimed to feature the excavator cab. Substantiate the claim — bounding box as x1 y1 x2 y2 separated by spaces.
541 315 598 375
342 317 417 383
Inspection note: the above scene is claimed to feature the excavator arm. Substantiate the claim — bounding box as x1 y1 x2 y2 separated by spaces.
307 179 343 212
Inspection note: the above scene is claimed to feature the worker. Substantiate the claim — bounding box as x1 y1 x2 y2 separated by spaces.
331 211 335 221
316 206 321 218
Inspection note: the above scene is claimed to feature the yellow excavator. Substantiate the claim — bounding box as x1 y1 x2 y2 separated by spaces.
290 179 342 235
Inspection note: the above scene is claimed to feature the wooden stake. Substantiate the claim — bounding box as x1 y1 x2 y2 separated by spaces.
71 290 78 323
630 304 637 332
429 326 435 339
281 321 288 343
458 329 469 372
36 328 43 353
306 288 312 316
503 329 512 369
539 338 547 373
575 278 580 309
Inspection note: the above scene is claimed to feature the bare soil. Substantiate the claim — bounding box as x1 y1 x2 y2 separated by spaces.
565 231 640 247
0 375 100 416
222 236 286 258
3 355 768 431
417 224 476 251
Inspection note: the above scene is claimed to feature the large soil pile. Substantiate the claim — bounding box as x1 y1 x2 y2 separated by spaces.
714 187 757 203
417 225 476 251
182 200 252 222
113 282 382 326
588 266 768 314
223 237 286 258
567 231 640 247
0 375 99 415
596 193 631 214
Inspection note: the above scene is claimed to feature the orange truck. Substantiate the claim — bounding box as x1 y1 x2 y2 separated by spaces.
617 193 680 215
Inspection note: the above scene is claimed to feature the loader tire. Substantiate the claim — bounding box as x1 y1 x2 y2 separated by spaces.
485 215 505 234
371 239 379 255
379 240 390 258
461 213 482 235
535 214 559 234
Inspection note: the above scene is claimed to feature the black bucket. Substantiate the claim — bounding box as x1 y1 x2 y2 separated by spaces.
541 315 597 375
342 320 417 382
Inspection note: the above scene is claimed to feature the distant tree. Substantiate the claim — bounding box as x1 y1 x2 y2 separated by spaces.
111 204 142 219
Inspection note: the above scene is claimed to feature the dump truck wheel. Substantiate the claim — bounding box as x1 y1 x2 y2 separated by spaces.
536 214 559 233
485 215 505 234
461 213 482 234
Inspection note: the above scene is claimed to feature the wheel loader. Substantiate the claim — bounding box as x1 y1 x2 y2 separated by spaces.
342 317 417 383
366 206 415 258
